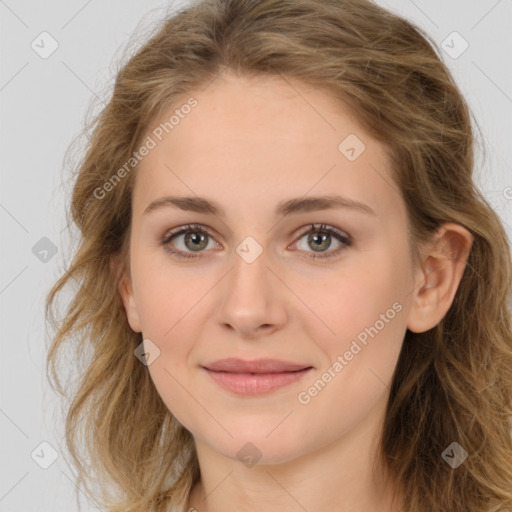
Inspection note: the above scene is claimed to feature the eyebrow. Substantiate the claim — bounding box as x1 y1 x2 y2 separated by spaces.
143 194 376 218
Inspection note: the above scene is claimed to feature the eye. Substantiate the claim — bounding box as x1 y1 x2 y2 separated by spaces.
161 224 220 260
161 223 352 261
291 223 352 260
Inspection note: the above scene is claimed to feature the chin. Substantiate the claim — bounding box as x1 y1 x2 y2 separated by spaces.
206 424 310 467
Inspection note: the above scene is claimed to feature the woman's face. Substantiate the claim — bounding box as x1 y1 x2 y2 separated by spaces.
120 72 419 465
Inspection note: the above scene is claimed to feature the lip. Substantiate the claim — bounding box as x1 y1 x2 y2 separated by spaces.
203 358 312 373
201 358 314 395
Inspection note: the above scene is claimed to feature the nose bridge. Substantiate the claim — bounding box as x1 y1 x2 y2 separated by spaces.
215 234 287 335
227 236 272 304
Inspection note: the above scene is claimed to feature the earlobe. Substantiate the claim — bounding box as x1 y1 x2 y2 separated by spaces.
406 223 474 334
111 255 142 333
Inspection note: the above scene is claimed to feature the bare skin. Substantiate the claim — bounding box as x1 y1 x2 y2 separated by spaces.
117 71 473 512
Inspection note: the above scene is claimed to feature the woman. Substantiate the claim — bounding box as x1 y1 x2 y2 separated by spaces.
46 0 512 510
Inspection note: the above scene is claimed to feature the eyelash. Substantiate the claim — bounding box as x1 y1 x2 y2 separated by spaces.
161 223 352 261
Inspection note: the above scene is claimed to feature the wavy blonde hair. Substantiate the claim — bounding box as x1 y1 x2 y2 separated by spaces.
45 0 512 510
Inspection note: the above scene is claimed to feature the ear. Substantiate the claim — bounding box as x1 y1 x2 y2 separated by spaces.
110 254 142 333
406 223 474 333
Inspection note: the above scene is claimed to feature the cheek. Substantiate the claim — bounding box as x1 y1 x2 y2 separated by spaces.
300 247 409 355
133 271 208 430
132 252 210 339
293 244 410 414
130 257 216 401
292 268 407 445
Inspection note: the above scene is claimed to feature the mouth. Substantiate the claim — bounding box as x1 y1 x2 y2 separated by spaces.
201 358 314 395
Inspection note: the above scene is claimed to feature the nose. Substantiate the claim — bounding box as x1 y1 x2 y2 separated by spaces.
214 243 288 340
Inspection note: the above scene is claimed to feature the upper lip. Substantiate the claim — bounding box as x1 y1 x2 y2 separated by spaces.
202 358 313 374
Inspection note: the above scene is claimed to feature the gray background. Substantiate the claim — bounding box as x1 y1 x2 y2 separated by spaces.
1 0 511 510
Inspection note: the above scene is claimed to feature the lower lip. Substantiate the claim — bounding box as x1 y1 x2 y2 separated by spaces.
203 367 313 395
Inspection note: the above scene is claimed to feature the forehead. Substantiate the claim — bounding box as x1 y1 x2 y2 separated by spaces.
132 72 400 220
